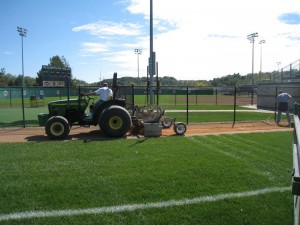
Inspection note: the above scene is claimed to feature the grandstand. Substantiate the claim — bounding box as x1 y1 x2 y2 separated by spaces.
257 58 300 111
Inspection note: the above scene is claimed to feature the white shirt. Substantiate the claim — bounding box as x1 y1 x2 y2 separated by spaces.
94 87 113 101
277 93 291 103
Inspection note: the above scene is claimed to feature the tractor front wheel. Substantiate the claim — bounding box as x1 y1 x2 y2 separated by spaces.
45 116 70 139
99 106 132 138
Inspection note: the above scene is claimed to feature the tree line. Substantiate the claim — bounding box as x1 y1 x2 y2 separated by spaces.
1 55 273 87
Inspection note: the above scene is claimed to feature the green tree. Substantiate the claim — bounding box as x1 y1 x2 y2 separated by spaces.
0 68 7 86
49 55 69 67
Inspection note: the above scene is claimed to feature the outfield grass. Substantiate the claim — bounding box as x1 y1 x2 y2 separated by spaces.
0 93 256 127
0 132 293 224
0 106 276 127
0 93 278 128
133 94 248 106
0 94 250 108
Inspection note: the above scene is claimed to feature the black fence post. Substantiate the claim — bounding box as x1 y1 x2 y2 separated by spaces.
21 87 25 128
131 84 135 110
215 89 218 106
175 90 177 106
251 87 254 105
232 86 237 127
186 86 189 124
274 86 278 122
10 90 12 107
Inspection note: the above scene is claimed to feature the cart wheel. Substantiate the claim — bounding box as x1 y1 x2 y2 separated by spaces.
173 122 187 135
161 117 172 128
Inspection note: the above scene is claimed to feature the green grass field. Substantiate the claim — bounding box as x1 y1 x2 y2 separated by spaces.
0 94 250 107
0 132 293 224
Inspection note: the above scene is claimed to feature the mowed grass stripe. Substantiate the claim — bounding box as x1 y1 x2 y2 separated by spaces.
195 133 288 162
0 186 290 221
187 136 241 159
186 133 292 184
187 135 277 181
192 135 249 159
221 133 286 156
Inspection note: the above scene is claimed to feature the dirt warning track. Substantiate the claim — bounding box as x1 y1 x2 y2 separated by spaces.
0 121 292 143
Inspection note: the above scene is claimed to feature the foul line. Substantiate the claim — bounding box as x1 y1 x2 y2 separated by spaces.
0 186 290 221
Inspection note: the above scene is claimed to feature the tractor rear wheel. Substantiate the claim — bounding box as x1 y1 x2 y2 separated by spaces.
45 116 70 139
99 105 132 137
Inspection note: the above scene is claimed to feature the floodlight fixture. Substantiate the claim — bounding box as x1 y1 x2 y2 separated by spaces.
247 32 258 43
17 26 28 37
258 40 265 45
134 49 142 55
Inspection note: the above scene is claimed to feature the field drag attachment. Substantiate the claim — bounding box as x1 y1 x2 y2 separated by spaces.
128 104 187 137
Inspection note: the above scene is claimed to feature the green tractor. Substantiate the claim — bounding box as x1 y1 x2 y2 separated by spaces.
39 73 132 139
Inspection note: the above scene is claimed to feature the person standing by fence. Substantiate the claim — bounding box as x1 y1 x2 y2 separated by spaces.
276 90 292 126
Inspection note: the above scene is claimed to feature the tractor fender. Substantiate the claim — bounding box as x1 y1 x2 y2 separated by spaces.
94 99 126 121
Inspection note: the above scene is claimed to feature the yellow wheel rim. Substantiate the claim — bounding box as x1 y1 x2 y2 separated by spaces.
109 116 123 130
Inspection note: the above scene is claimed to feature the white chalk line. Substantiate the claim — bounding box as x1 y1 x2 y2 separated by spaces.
187 136 241 159
0 186 290 221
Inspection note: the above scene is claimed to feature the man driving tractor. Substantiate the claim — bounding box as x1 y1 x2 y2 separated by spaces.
81 83 113 119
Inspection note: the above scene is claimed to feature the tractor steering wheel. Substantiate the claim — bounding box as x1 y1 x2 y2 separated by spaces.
80 93 95 104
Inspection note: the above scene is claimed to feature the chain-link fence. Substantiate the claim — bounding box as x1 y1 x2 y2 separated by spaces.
0 85 258 128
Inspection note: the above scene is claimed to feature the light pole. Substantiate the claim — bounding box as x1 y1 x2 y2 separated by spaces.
247 33 258 105
149 0 155 104
247 33 258 85
258 40 265 82
17 26 28 87
276 61 281 82
134 49 142 85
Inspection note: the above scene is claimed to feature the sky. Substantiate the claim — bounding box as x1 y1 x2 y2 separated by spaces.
1 0 300 83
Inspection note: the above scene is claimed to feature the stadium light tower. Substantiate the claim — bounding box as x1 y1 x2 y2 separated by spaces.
17 26 28 87
247 33 258 85
276 61 281 71
247 32 258 105
258 40 265 82
134 49 142 85
276 61 282 81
